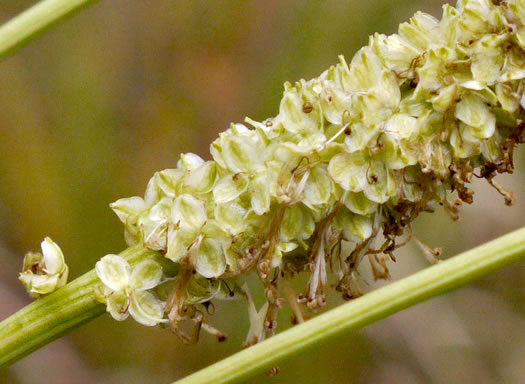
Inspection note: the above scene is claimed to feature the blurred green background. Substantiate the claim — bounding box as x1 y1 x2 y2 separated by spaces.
1 0 524 383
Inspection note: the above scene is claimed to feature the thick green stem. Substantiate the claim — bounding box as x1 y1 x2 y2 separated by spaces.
0 245 159 368
174 226 525 384
0 0 97 60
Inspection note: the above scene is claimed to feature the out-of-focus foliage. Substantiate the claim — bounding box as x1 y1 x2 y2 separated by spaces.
0 1 523 383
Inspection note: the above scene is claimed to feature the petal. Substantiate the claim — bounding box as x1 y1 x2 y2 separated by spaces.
95 254 130 291
372 33 420 71
472 53 502 84
224 246 239 272
279 242 298 253
344 191 378 216
222 135 261 173
250 172 271 215
214 201 248 235
166 228 196 262
130 259 163 291
184 161 217 194
155 169 184 198
347 47 384 91
466 114 496 140
384 113 418 140
362 160 391 204
202 220 231 247
143 176 162 207
129 290 165 326
213 173 249 204
343 122 376 153
210 133 227 169
178 153 205 171
195 238 227 278
374 134 409 170
22 251 42 272
303 167 333 207
516 25 525 49
148 197 172 221
328 151 367 192
110 196 145 224
320 84 352 125
415 49 445 92
455 93 494 128
481 138 501 163
271 242 298 268
21 273 60 295
143 198 172 245
106 291 130 321
278 81 320 134
350 214 374 240
375 70 401 109
281 204 315 242
172 194 207 232
335 209 374 241
41 237 65 275
398 11 439 51
450 123 480 158
431 84 457 113
141 199 171 251
495 83 519 113
18 272 33 290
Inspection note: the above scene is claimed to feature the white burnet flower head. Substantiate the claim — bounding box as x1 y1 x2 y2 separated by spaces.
19 237 69 298
106 0 524 336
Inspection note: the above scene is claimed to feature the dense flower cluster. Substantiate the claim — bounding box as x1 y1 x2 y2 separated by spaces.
97 0 525 344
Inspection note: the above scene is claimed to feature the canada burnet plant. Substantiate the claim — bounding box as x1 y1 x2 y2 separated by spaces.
95 0 525 346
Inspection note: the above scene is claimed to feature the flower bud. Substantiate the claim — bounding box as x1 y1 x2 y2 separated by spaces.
19 237 69 298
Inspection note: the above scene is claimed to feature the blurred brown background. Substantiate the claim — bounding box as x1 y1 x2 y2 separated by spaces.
0 1 524 383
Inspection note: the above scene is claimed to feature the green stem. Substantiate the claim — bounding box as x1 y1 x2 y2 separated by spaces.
1 228 524 374
174 226 525 384
0 245 159 368
0 0 97 60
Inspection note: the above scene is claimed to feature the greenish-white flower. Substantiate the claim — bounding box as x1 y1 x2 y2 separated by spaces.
95 255 165 326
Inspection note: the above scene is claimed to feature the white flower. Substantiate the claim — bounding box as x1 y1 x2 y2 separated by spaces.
95 255 165 326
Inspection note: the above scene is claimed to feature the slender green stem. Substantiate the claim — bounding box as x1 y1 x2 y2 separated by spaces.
0 245 159 368
0 0 97 60
174 226 525 384
1 229 524 374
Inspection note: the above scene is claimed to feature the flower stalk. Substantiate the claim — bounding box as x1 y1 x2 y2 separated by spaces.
0 0 97 60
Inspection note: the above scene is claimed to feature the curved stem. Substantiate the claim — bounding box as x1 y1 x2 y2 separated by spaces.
174 226 525 384
0 0 97 60
0 245 159 368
